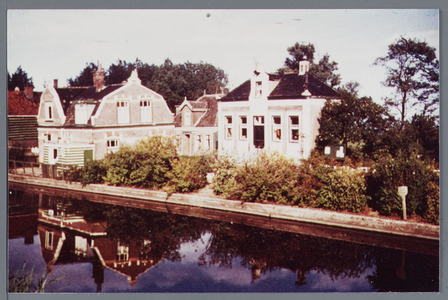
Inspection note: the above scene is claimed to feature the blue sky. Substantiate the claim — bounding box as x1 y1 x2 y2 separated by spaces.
7 9 439 106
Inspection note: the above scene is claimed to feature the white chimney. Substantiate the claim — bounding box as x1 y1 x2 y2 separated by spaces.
299 61 310 76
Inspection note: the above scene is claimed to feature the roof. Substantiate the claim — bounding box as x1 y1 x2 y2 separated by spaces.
174 95 219 128
55 87 90 113
62 84 123 126
8 90 39 115
220 72 339 101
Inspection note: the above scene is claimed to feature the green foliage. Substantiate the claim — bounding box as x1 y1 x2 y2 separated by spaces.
211 155 237 195
366 152 438 217
316 82 390 160
374 36 439 121
166 156 211 193
8 66 33 91
9 264 61 293
283 42 341 87
67 62 96 87
222 152 302 204
103 135 177 188
317 168 369 212
68 58 228 111
423 180 439 225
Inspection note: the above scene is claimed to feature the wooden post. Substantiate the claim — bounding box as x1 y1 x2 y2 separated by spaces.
13 161 17 174
398 186 408 220
23 161 26 174
31 163 35 177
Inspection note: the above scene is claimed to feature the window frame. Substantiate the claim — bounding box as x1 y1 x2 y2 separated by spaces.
289 116 300 142
239 116 248 140
272 116 282 142
116 100 130 124
225 116 233 139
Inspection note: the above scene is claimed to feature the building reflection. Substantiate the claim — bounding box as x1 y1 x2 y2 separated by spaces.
9 186 440 292
36 195 162 292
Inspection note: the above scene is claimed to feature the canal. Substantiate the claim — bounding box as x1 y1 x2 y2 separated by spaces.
8 183 439 293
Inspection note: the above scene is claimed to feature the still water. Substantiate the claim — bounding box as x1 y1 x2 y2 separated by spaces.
8 184 439 293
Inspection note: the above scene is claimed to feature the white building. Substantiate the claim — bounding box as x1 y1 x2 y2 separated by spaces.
217 61 340 161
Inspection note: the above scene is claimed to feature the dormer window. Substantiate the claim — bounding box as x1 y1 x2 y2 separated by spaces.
117 101 130 124
255 81 263 97
140 100 152 123
184 110 192 126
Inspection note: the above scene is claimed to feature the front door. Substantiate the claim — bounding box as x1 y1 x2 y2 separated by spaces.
253 116 265 149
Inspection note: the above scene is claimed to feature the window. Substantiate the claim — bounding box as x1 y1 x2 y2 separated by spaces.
47 133 52 142
45 231 54 250
239 116 247 140
225 116 233 139
195 134 202 151
272 116 282 141
45 103 53 121
117 101 130 124
117 241 129 262
255 81 262 97
75 236 88 256
53 148 58 159
140 100 152 123
205 135 211 150
107 139 120 149
184 110 192 126
289 116 300 142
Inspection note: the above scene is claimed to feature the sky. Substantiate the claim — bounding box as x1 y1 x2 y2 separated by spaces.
7 9 439 105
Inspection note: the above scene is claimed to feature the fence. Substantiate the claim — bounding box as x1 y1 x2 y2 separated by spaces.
8 160 81 180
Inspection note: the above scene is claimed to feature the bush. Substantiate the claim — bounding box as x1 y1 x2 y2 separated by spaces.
211 154 237 195
166 156 211 193
221 152 302 204
103 135 177 187
316 167 369 213
366 152 439 217
423 180 439 225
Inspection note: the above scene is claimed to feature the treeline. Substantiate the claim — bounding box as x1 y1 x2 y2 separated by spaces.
67 58 228 111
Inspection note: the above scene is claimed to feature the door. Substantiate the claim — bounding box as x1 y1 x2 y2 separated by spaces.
253 116 265 149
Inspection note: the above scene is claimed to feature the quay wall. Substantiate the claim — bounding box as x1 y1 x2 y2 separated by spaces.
8 174 439 241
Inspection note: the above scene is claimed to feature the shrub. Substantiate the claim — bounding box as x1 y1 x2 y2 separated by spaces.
316 167 369 213
366 152 438 217
166 156 211 193
211 154 237 195
222 152 302 204
103 135 177 187
423 180 439 225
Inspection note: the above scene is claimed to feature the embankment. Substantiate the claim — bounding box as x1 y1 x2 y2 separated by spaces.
8 174 439 242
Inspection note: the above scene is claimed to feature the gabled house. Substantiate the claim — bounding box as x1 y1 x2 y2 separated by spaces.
174 94 220 155
218 61 340 160
37 64 174 175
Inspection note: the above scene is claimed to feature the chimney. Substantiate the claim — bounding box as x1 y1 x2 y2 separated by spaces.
54 79 58 89
299 60 310 76
24 84 34 99
93 61 105 92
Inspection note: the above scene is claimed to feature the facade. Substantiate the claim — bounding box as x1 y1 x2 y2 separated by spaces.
37 65 174 171
217 61 340 161
174 94 220 155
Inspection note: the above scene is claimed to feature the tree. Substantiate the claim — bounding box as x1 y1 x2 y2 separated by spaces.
315 82 390 160
283 42 341 87
148 59 228 110
67 62 97 87
105 59 134 85
8 66 33 91
374 36 439 126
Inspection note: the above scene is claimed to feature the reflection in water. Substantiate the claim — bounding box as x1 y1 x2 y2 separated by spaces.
8 186 439 293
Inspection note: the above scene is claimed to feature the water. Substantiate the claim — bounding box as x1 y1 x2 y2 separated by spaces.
8 184 439 293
